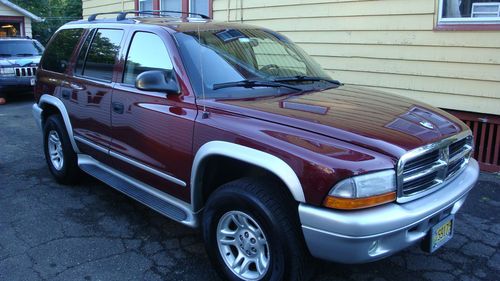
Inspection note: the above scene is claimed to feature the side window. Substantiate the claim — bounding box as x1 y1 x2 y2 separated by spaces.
75 29 96 75
41 29 84 73
82 29 123 82
123 32 173 85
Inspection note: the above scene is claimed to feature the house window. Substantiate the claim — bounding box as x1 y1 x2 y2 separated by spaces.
160 0 182 17
439 0 500 24
136 0 211 17
139 0 154 11
190 0 209 17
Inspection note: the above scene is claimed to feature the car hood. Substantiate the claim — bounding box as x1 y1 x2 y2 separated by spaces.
211 85 467 159
0 56 41 67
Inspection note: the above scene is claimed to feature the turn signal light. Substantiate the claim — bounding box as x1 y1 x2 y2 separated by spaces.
323 192 396 210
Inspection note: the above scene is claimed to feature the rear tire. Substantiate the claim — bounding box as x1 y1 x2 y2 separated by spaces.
43 114 80 184
202 178 314 281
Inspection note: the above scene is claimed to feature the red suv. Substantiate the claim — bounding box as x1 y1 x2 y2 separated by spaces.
32 11 479 281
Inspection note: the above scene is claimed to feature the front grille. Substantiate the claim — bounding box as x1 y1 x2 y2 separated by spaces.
397 132 473 202
15 67 37 77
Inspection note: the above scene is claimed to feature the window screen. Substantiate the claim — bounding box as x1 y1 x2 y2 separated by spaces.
41 29 83 74
123 32 173 85
83 29 123 82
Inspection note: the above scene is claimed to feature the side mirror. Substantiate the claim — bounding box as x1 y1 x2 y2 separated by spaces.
135 70 180 95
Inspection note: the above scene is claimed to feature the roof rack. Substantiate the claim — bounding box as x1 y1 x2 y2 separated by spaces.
88 10 210 22
88 12 124 21
0 35 31 39
117 10 210 20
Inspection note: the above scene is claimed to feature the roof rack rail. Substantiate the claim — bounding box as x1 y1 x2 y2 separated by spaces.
116 10 210 21
88 12 125 21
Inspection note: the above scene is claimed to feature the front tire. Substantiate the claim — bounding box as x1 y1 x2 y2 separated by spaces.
203 178 314 281
43 114 80 184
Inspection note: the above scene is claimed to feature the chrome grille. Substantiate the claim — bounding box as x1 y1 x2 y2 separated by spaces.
15 67 37 77
397 132 473 203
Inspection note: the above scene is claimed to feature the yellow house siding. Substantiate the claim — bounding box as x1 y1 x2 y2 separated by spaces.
213 0 500 115
82 0 135 18
24 17 31 37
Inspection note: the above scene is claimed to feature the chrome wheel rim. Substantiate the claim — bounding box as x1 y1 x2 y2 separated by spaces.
48 130 64 171
216 211 270 281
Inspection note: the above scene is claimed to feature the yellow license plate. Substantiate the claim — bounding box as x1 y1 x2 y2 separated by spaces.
429 215 454 253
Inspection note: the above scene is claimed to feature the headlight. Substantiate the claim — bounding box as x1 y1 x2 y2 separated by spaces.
323 170 397 210
0 67 15 76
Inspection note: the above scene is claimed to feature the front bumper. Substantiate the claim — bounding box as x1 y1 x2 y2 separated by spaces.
0 76 35 91
299 159 479 264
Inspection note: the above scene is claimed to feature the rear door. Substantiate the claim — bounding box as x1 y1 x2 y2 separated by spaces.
110 30 197 201
66 28 125 163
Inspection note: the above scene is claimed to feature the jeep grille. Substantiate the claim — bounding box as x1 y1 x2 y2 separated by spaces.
396 131 473 203
15 67 37 77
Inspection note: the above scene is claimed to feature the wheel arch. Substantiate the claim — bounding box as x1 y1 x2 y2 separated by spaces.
190 141 305 212
38 94 80 153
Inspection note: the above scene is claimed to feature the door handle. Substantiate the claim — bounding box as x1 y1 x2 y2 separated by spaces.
112 102 124 114
61 89 70 100
70 83 84 91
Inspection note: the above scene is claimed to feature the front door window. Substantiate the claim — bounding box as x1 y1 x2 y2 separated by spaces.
123 32 173 85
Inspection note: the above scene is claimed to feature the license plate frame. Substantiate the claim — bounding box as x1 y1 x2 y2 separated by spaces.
424 215 454 253
30 78 36 86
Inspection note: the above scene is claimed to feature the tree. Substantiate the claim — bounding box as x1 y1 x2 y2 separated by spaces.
10 0 82 45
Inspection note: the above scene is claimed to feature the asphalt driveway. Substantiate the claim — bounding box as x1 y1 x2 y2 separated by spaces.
1 96 499 281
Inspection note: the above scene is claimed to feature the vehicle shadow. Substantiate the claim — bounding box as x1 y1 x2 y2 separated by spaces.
3 91 35 104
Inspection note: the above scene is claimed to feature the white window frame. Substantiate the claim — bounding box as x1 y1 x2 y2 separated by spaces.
438 0 500 24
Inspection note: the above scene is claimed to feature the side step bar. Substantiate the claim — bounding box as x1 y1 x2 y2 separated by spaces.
78 155 198 228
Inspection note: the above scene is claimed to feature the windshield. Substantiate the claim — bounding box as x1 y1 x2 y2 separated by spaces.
0 40 44 57
174 28 333 99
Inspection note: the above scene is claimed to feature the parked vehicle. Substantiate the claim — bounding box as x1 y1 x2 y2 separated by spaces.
32 11 479 281
0 37 44 94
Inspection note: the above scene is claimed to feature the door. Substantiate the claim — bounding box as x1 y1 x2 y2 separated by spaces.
66 28 124 163
111 31 196 201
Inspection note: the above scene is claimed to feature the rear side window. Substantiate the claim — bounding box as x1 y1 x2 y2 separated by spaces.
75 29 96 75
82 29 123 82
41 29 84 73
123 32 173 85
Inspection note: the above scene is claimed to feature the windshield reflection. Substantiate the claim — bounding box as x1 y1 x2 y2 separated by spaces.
175 28 333 99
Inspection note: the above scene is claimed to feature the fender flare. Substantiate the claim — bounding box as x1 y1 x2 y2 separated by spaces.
190 141 306 211
38 94 80 153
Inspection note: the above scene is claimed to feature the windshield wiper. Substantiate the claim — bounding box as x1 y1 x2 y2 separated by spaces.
274 75 342 86
0 53 12 57
213 79 301 91
15 53 35 57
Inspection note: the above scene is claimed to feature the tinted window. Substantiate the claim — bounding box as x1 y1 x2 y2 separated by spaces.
0 40 44 57
75 29 96 75
42 29 83 73
83 29 123 81
123 32 173 85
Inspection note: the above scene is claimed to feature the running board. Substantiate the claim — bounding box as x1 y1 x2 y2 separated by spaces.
78 155 197 228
